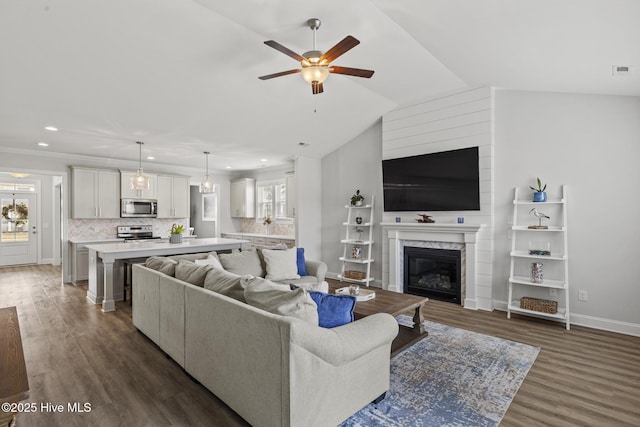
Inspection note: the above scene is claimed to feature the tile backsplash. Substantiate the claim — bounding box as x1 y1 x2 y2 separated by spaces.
68 218 190 240
238 218 295 236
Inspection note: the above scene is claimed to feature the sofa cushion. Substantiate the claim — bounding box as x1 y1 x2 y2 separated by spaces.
218 248 265 277
296 247 308 276
145 256 178 276
261 247 300 282
194 253 224 270
288 280 329 293
309 292 356 328
175 260 212 287
243 276 318 325
204 268 246 302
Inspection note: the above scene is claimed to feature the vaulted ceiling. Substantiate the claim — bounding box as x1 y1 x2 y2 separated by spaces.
0 0 638 172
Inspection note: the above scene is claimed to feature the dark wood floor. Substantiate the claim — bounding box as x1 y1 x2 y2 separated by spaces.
1 265 639 426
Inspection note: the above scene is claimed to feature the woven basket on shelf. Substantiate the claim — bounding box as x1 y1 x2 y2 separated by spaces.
344 270 366 280
520 297 558 314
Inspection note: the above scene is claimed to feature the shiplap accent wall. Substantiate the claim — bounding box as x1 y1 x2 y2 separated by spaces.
381 86 495 310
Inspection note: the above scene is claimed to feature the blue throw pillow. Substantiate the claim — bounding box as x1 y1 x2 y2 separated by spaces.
309 291 356 328
296 247 308 276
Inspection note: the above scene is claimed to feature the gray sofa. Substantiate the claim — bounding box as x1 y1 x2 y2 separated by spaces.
132 257 398 427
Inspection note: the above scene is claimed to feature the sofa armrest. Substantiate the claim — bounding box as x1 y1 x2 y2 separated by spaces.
304 260 327 282
289 313 398 366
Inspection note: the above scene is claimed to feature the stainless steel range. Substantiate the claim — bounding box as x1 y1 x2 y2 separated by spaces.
117 225 161 241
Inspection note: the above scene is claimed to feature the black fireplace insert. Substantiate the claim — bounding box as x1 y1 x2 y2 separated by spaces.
403 247 461 303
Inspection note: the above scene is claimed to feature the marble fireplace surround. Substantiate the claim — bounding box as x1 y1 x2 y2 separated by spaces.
381 223 483 309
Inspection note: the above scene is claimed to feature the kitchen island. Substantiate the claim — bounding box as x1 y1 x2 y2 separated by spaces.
86 237 248 312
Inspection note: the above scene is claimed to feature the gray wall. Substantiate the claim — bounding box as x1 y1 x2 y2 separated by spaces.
321 120 384 283
494 90 640 331
321 91 640 335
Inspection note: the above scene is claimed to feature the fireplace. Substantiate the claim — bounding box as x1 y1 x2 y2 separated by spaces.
403 246 461 304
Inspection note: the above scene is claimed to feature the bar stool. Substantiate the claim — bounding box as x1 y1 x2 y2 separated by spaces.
123 257 148 303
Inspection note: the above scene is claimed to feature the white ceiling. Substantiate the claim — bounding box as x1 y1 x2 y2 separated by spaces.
0 0 638 173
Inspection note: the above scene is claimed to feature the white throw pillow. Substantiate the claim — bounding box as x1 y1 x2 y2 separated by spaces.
261 247 300 282
194 253 224 270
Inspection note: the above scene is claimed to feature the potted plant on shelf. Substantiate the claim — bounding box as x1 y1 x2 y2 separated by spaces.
169 224 185 244
350 189 365 206
530 177 547 202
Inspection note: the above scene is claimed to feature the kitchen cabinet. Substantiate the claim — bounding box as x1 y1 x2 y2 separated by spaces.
71 167 120 219
230 178 255 218
157 175 189 218
120 171 158 200
70 239 123 284
285 171 296 218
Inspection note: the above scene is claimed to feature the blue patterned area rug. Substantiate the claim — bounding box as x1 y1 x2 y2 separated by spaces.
341 318 540 427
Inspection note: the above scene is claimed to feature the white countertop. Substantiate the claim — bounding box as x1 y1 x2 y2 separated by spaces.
85 237 249 255
221 232 295 240
69 238 124 244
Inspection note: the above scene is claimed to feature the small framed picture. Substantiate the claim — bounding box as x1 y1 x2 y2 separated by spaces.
202 193 217 222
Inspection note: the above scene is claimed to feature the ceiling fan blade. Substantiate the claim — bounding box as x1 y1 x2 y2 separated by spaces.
311 82 324 95
264 40 306 62
319 36 360 63
258 69 301 80
330 66 374 78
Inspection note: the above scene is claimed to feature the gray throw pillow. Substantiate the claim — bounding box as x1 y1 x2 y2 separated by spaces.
243 276 318 326
218 249 265 277
175 260 212 287
145 256 178 276
204 268 246 302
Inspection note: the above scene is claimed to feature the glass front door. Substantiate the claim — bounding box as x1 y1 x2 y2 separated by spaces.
0 194 37 265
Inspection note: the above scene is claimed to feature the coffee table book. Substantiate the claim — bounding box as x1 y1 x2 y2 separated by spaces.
334 287 376 301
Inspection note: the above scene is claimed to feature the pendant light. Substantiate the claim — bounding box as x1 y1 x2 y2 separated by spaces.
200 151 214 193
131 141 150 190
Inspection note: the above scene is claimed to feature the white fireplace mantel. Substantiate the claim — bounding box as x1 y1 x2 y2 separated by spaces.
381 222 483 309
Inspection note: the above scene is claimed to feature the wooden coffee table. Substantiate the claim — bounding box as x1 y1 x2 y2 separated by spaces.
329 283 429 355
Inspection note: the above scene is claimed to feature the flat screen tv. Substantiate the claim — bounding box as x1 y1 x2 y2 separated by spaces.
382 147 480 212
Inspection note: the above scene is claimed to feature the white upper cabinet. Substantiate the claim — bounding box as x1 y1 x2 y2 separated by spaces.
157 175 189 218
71 167 120 219
120 171 158 200
230 178 255 218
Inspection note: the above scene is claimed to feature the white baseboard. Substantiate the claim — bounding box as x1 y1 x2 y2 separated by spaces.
40 258 54 264
494 299 640 337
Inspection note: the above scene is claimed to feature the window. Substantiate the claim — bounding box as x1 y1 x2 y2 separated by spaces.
256 180 288 221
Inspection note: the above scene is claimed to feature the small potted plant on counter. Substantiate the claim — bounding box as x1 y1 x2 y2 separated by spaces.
530 178 547 202
170 224 185 244
350 189 365 206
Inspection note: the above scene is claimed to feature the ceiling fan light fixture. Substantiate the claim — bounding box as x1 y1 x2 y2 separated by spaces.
301 65 329 84
200 151 214 193
131 141 150 190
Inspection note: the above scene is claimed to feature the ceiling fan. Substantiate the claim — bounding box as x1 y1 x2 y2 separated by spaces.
258 18 374 95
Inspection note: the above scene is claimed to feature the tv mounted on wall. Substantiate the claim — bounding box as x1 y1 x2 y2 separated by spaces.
382 147 480 212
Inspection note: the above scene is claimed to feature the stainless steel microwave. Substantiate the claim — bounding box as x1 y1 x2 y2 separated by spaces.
121 199 157 218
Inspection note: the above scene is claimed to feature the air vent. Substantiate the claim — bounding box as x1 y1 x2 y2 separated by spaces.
612 65 632 77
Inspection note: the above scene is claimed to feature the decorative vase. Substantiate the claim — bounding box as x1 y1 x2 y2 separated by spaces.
355 216 363 224
355 200 363 206
533 191 547 202
169 234 182 244
531 262 543 283
351 246 362 259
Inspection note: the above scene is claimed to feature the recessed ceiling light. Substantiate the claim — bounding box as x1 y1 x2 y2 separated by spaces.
225 166 232 169
260 158 268 162
44 126 58 131
146 156 155 160
37 142 49 147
